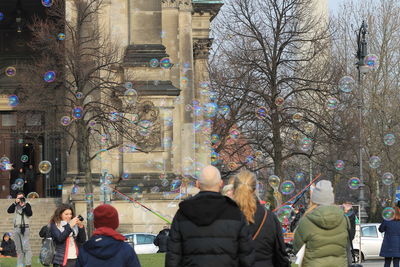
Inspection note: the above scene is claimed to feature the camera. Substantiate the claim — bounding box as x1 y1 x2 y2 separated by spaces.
18 197 25 203
77 215 84 221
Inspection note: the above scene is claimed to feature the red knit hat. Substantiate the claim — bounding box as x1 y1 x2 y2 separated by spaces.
93 204 119 230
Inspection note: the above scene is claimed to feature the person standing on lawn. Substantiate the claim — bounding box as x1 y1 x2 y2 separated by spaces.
7 192 32 267
166 165 255 267
76 204 141 267
379 205 400 267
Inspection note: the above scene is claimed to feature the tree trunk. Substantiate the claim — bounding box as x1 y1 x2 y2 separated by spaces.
77 121 94 236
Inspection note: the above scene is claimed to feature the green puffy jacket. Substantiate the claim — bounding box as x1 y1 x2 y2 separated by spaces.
293 205 348 267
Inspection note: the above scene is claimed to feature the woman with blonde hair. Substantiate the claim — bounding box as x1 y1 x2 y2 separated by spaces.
293 180 348 267
233 170 290 267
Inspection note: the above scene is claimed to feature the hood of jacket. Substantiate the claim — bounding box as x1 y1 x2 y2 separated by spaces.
179 191 237 226
306 205 345 230
82 235 125 260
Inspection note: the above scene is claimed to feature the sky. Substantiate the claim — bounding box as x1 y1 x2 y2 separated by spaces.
328 0 345 13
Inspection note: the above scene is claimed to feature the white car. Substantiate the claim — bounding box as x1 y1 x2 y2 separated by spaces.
352 223 384 261
123 233 159 254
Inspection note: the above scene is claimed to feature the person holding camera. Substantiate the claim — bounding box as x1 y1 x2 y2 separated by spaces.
7 192 32 267
50 204 86 267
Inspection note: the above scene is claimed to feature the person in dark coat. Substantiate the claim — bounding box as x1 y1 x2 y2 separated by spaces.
24 165 35 195
50 204 86 267
379 206 400 267
233 170 290 267
166 165 255 267
76 204 141 267
154 226 169 253
0 233 17 257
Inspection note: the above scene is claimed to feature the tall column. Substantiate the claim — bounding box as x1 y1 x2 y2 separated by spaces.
130 0 162 44
162 0 181 174
179 0 195 176
193 39 213 169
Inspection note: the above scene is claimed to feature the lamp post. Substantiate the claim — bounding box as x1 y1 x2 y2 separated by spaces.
356 20 369 224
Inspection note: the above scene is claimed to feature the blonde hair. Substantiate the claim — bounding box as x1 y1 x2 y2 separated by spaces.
304 201 319 216
233 170 257 224
222 184 234 196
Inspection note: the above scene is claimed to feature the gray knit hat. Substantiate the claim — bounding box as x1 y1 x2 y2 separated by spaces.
311 180 334 206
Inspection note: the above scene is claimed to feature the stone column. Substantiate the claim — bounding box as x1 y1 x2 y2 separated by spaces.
161 0 181 175
178 0 195 177
130 0 162 44
193 39 213 169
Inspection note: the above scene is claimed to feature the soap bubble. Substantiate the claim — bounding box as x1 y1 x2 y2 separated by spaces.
339 76 355 93
364 54 379 70
57 33 65 40
268 175 280 190
0 12 4 21
255 107 268 119
15 178 24 188
11 184 18 191
20 155 29 163
300 137 312 152
229 129 240 139
304 123 315 133
72 107 83 119
160 57 172 69
210 151 220 165
369 156 381 169
280 181 295 195
60 116 72 126
124 89 138 104
171 179 182 191
219 105 230 116
43 71 56 83
41 0 53 7
275 97 285 107
382 207 395 221
5 67 16 77
292 113 303 122
75 92 83 99
382 172 394 186
149 58 159 68
137 120 153 136
275 205 294 224
161 179 169 187
8 95 19 107
211 134 220 144
384 134 395 146
38 161 52 174
327 97 339 110
334 160 345 171
348 177 361 190
295 172 305 182
71 185 79 194
203 102 218 118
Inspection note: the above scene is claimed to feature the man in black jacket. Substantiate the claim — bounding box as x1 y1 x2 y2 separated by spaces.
154 226 170 253
166 165 255 267
7 192 32 267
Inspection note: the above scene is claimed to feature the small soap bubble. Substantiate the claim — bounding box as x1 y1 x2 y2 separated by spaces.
382 172 394 186
38 161 52 174
268 175 280 189
348 177 361 190
382 207 395 221
369 156 381 169
280 181 295 195
44 71 56 83
384 134 395 146
339 76 355 93
334 160 345 171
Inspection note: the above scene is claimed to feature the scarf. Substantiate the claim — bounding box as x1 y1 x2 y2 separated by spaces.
92 227 126 241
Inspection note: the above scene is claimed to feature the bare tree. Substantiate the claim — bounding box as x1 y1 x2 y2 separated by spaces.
16 0 159 234
208 0 339 205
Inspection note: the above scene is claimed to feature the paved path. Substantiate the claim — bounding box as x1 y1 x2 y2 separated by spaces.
363 259 384 266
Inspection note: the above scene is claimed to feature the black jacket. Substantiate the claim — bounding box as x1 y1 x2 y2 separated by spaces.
7 202 32 217
166 191 255 267
248 203 289 267
0 239 16 257
154 229 169 252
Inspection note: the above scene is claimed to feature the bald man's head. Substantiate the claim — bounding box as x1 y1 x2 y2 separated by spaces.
197 165 222 192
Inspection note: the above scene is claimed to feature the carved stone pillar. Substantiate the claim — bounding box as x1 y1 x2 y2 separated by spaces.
193 38 213 168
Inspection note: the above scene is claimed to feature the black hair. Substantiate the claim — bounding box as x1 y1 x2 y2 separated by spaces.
2 233 10 241
16 192 25 197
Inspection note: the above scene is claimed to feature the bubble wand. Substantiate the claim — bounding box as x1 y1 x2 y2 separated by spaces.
111 187 172 225
273 173 321 212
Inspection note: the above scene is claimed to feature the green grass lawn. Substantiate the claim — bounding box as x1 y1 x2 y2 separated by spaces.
0 255 297 266
0 254 165 267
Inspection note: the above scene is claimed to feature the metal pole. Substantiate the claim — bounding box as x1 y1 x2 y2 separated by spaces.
356 21 368 225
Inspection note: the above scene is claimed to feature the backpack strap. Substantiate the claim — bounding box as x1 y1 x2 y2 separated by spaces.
252 210 268 240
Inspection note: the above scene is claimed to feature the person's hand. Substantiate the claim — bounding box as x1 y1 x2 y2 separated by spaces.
343 203 352 213
0 247 3 251
15 198 20 204
69 217 79 228
77 220 84 229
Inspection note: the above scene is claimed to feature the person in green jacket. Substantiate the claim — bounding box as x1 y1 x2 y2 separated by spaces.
293 180 348 267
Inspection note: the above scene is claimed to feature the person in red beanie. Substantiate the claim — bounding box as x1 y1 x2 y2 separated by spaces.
76 204 141 267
